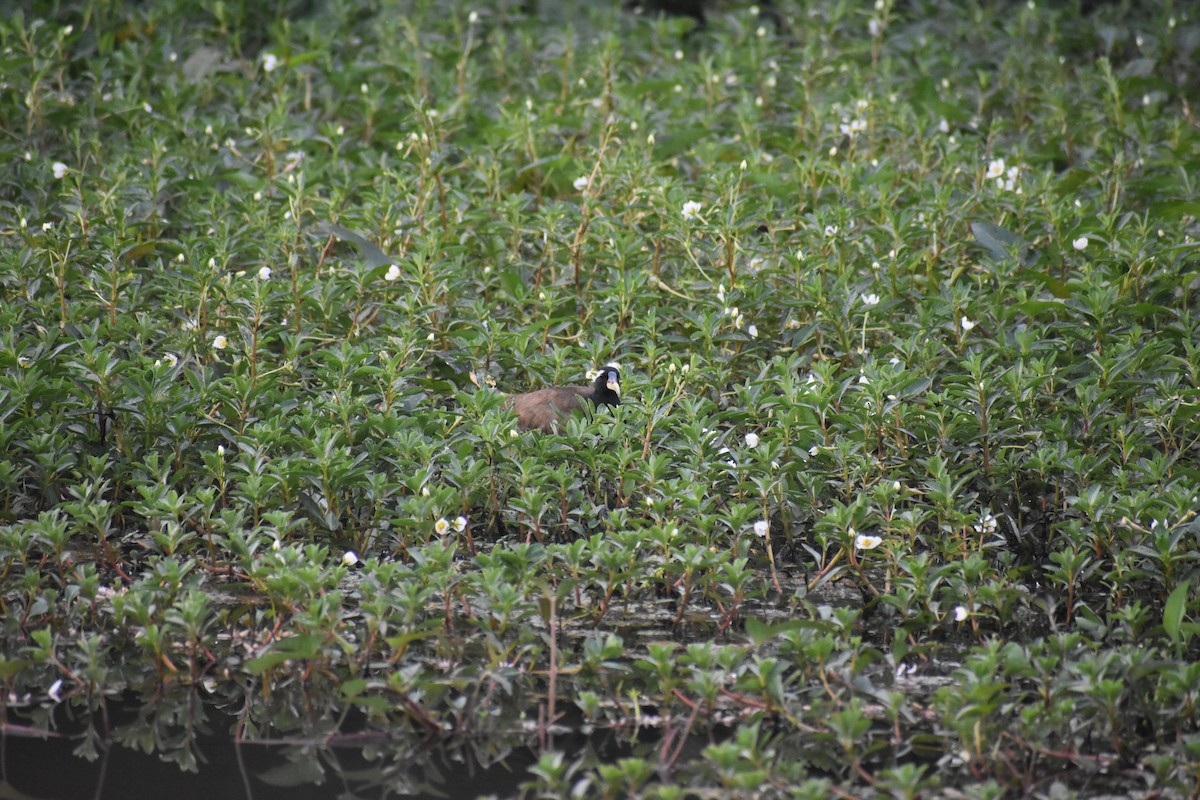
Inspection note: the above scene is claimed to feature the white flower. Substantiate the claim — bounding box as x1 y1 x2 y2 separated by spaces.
974 512 997 534
938 118 950 133
960 317 975 332
753 520 769 538
839 118 867 137
747 324 759 338
42 222 53 231
435 518 450 535
862 293 880 307
824 224 839 237
262 52 279 72
682 201 703 219
212 335 228 350
868 18 881 36
854 533 883 550
156 353 179 368
257 266 272 280
454 516 468 532
18 356 33 368
48 679 64 703
954 605 969 622
342 550 359 566
52 161 69 179
385 264 401 281
469 10 479 23
1072 236 1088 251
745 432 759 449
986 158 1005 180
217 444 226 457
573 175 589 191
272 538 282 551
1000 164 1021 192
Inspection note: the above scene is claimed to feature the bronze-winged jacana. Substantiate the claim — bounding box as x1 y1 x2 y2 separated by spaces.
506 366 621 433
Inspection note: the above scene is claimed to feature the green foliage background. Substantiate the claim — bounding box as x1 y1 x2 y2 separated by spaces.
2 0 1199 796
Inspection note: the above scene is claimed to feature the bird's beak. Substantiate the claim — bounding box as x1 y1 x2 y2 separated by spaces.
607 378 620 397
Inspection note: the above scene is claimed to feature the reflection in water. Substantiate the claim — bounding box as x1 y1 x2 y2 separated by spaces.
1 686 543 800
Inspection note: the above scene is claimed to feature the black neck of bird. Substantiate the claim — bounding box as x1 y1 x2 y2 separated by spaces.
588 374 620 407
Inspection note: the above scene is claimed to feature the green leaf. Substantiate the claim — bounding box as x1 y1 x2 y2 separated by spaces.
970 221 1032 266
182 46 224 82
119 241 160 262
500 269 527 299
243 650 292 673
1149 200 1200 222
744 617 806 647
310 221 395 268
245 634 327 673
0 658 29 680
1163 582 1190 648
1015 300 1071 318
896 376 932 399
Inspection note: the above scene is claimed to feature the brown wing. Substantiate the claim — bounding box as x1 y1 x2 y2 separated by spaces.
506 387 587 433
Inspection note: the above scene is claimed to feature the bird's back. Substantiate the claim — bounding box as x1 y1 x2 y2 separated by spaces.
507 387 589 432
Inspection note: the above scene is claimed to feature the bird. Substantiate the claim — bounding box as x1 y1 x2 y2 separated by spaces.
505 366 621 433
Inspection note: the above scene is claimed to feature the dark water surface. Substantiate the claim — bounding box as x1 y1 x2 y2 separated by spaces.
2 696 539 800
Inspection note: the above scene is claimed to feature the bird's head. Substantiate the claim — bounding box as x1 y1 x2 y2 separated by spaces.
592 364 621 403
